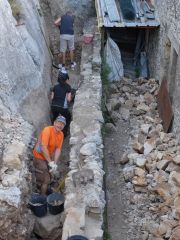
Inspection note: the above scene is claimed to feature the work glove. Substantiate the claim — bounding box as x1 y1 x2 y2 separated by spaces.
48 162 58 174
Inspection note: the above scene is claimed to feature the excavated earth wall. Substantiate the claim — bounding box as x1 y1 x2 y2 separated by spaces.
0 0 52 238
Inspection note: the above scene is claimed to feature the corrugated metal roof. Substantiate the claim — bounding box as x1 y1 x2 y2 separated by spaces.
95 0 160 28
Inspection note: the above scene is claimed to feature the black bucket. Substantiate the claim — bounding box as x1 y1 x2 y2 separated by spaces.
67 236 88 240
29 194 47 217
47 192 64 215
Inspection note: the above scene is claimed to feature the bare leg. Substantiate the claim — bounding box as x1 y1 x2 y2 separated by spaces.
41 183 48 195
58 53 62 64
62 52 66 65
70 50 74 63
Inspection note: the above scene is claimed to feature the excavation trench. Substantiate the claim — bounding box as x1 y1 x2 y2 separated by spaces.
2 1 179 240
28 1 101 237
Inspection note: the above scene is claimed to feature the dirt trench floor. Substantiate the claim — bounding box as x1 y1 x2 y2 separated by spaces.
104 118 131 240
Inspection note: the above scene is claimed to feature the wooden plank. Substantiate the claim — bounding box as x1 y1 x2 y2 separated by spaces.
157 79 174 133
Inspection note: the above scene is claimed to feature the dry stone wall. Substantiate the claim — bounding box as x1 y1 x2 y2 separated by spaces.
62 30 105 240
147 1 180 138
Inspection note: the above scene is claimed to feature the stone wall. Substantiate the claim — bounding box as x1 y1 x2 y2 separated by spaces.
147 0 180 138
62 29 105 240
0 0 52 238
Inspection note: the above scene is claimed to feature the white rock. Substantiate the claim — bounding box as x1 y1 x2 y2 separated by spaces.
2 170 21 187
3 142 25 170
141 124 151 134
80 143 96 156
134 156 147 168
34 213 64 239
144 139 156 155
0 186 21 208
173 155 180 165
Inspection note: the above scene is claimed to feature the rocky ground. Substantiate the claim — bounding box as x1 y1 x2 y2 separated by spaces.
104 77 180 240
0 105 34 239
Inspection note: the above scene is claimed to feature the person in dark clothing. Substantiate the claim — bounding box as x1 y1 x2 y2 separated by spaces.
51 72 72 136
54 11 76 70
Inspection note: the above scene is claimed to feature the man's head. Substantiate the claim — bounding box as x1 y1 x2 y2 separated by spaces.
66 11 72 16
54 115 66 132
58 71 69 84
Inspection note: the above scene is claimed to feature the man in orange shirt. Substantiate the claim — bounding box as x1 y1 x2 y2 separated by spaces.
33 115 66 194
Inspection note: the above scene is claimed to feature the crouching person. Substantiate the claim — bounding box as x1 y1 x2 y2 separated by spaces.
33 115 66 194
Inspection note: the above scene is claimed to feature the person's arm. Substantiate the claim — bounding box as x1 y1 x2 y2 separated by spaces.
51 91 54 100
66 92 72 102
41 145 52 163
53 148 61 163
54 17 61 26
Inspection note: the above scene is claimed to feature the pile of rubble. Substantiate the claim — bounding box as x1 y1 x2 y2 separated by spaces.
107 78 180 240
0 104 34 239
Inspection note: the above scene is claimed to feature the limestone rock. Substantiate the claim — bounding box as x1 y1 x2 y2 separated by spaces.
144 92 154 105
2 170 21 187
34 213 64 240
141 124 151 134
134 167 146 177
124 99 134 109
153 183 171 201
137 103 150 112
134 156 147 168
134 186 147 192
109 98 121 111
169 171 180 187
80 143 96 156
157 160 169 170
111 111 121 122
120 107 130 120
3 142 25 170
0 186 21 208
132 142 144 154
123 166 134 181
62 207 85 240
132 176 147 186
119 153 129 165
170 226 180 240
144 138 156 155
173 155 180 165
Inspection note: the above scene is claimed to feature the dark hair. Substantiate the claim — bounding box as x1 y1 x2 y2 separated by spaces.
58 72 69 83
66 11 72 15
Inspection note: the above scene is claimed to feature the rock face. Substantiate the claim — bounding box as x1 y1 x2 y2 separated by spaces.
0 0 51 127
62 26 105 240
0 0 52 239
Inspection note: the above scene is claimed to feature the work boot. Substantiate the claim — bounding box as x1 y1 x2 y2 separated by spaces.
71 62 76 70
58 64 66 72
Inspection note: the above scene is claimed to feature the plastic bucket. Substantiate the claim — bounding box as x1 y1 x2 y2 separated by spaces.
67 236 88 240
47 192 64 215
83 34 93 44
29 194 47 217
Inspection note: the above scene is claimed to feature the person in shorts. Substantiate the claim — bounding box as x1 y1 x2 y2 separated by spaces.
54 11 76 70
33 116 66 194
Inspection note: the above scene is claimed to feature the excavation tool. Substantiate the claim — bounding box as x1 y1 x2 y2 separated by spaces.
51 175 67 193
35 168 66 193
